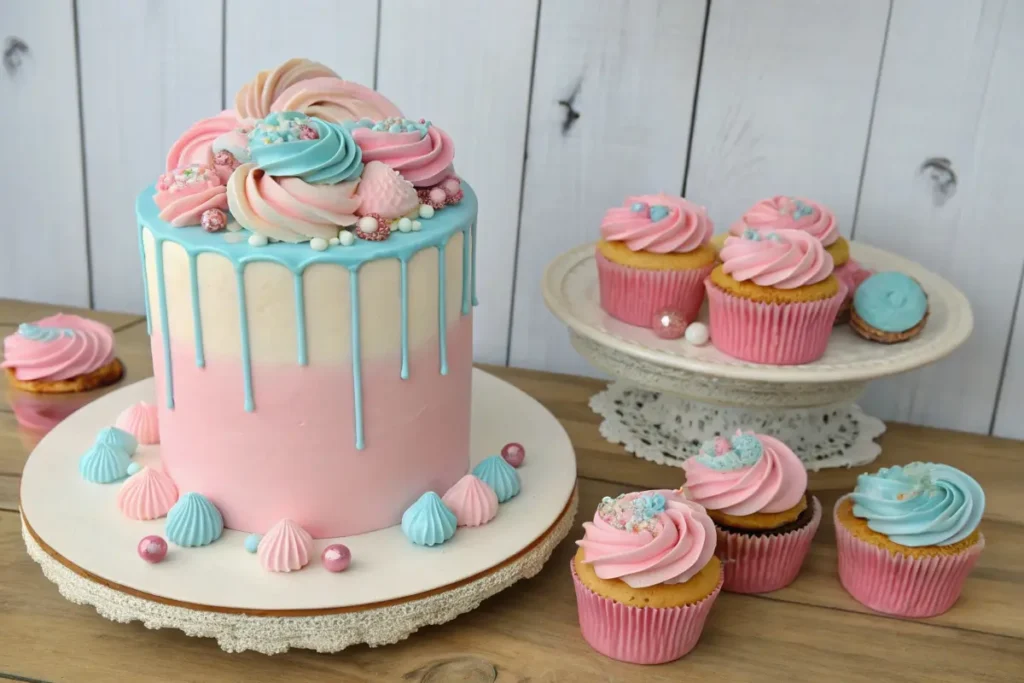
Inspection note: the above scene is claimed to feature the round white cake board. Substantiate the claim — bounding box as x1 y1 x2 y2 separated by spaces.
21 369 578 654
543 242 973 470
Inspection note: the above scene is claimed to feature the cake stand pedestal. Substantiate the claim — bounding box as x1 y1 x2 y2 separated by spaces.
20 370 578 655
543 242 973 471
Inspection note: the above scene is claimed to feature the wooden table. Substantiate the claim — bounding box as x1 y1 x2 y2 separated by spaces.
0 299 1022 682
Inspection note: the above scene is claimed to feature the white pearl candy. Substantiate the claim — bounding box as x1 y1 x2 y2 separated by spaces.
329 237 340 246
357 216 378 233
310 237 328 252
418 204 435 219
248 233 269 247
684 322 710 346
338 231 356 247
397 217 413 233
411 220 422 232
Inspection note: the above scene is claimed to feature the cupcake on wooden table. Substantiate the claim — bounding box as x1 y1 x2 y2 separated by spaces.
572 490 723 664
706 229 845 364
596 195 716 328
2 315 123 393
836 462 984 618
682 431 821 593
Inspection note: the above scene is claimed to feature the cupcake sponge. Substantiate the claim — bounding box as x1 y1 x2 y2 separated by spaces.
598 239 717 271
836 497 981 559
573 548 722 609
709 266 841 304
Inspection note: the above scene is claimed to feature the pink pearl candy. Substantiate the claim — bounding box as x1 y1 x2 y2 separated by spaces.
322 544 351 572
651 308 688 339
297 124 320 141
501 442 525 468
201 208 228 232
138 535 167 564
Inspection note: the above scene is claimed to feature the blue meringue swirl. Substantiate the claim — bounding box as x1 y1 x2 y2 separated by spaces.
248 112 363 184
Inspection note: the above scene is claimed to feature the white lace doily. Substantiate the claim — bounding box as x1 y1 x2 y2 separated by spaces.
590 382 884 471
22 489 577 655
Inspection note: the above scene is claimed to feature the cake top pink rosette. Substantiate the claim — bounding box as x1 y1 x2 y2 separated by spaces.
729 196 839 247
153 164 229 228
2 314 116 381
600 194 713 254
351 117 455 188
577 490 717 588
166 110 251 183
720 228 834 288
682 431 806 516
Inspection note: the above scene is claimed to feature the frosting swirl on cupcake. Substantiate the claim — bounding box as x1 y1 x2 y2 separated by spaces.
851 462 984 547
154 164 229 227
577 490 717 588
352 118 455 187
248 112 363 184
682 431 806 515
720 228 833 288
235 58 339 120
600 195 713 254
166 110 244 173
730 196 839 246
2 314 115 381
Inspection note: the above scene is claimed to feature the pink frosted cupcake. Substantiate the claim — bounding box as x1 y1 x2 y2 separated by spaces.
682 430 820 593
572 490 723 664
596 195 716 328
706 229 845 364
836 462 985 617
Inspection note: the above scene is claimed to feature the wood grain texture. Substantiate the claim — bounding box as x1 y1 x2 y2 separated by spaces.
685 0 889 234
376 0 539 365
223 0 378 102
854 0 1024 435
507 0 707 377
0 0 90 307
77 0 224 314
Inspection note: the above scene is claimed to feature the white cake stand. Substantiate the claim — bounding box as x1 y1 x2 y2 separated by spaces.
20 370 578 655
542 242 973 470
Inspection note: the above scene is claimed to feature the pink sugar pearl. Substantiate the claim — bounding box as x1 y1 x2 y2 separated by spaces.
652 308 687 339
138 535 167 564
501 442 525 468
201 208 228 232
322 544 351 572
298 124 320 141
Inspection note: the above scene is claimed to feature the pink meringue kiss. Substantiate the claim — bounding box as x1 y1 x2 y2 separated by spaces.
138 535 168 564
355 161 420 219
442 474 499 527
115 401 160 445
322 544 352 573
258 519 313 572
154 164 228 228
117 466 179 521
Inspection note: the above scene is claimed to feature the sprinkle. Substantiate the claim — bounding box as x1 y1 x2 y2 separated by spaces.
418 204 435 219
411 220 422 232
201 208 228 233
310 237 328 251
338 231 356 246
630 201 649 216
742 228 761 241
248 233 269 247
329 237 341 246
649 205 670 222
397 217 413 233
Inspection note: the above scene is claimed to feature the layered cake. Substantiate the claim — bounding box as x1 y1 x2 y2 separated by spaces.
134 58 478 540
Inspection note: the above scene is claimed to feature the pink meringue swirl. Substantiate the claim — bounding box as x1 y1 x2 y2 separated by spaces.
154 165 228 227
2 314 115 381
226 163 360 243
271 76 403 124
600 194 713 254
352 122 454 187
720 228 834 288
576 490 717 588
166 110 245 173
235 58 338 120
682 433 807 515
729 196 839 246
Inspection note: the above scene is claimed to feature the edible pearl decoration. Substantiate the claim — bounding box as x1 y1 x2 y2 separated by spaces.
652 309 687 340
357 216 379 233
126 462 142 476
411 220 422 232
248 233 269 247
685 321 710 345
338 231 356 246
138 535 168 564
397 217 413 233
244 533 261 553
501 442 525 468
322 544 352 572
329 237 340 246
418 204 435 219
310 237 328 252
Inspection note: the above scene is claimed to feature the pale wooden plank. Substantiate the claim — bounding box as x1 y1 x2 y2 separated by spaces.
507 0 707 376
223 0 378 107
77 0 224 315
685 0 889 234
377 0 539 365
0 1 90 307
993 282 1024 437
855 0 1024 434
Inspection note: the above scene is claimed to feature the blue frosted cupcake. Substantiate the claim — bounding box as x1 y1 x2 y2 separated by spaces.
850 272 928 343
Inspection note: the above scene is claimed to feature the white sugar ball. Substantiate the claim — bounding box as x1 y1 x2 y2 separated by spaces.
411 220 422 232
418 204 435 219
397 217 413 233
684 322 710 346
338 231 356 246
248 233 268 247
329 237 340 246
357 216 378 233
310 237 328 252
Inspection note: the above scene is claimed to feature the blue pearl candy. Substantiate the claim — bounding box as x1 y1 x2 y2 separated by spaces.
649 205 669 222
630 202 648 215
244 534 262 554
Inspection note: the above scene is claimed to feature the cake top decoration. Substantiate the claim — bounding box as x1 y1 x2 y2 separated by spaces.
730 195 839 246
600 194 713 254
720 228 834 288
2 314 116 382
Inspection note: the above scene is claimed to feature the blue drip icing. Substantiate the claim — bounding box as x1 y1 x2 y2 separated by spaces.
235 267 254 412
293 272 308 366
471 221 478 306
400 258 409 380
438 243 448 376
188 252 205 368
153 239 174 409
138 225 152 334
461 226 471 316
350 268 364 450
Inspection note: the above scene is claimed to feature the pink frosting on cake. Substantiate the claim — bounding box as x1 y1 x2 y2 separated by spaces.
682 433 807 515
2 314 115 381
353 123 454 187
271 76 403 123
235 58 338 120
115 401 160 445
166 110 244 172
117 466 179 520
257 518 314 572
600 195 713 254
226 163 360 242
720 229 833 288
729 196 839 246
154 165 229 228
355 161 420 218
442 474 499 527
577 490 717 589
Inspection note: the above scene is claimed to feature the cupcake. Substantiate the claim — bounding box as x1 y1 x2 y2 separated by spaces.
596 195 716 328
849 272 928 343
572 490 722 664
2 315 123 393
706 229 845 364
682 431 820 593
836 462 984 617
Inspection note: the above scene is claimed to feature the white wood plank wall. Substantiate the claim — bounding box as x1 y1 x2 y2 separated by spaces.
0 0 1021 438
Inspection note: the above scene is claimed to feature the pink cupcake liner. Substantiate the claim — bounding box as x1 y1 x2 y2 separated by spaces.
716 496 822 594
834 496 985 618
705 280 846 364
596 250 713 328
571 559 723 664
